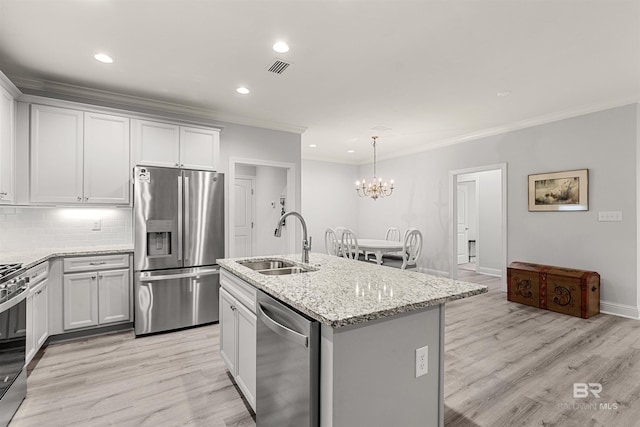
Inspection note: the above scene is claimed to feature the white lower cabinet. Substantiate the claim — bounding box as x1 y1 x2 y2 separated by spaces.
26 262 49 365
219 271 257 411
63 255 130 331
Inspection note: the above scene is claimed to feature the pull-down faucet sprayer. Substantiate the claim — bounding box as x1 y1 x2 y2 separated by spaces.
274 211 311 264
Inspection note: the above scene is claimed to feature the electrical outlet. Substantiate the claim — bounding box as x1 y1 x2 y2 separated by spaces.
598 211 622 222
92 219 101 231
415 345 428 378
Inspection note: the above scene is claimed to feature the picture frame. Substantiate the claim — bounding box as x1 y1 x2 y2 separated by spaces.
528 169 588 211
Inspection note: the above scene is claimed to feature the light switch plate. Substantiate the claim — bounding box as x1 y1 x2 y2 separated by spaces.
598 211 622 222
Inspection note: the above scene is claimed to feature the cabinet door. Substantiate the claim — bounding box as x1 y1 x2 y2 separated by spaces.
97 268 130 324
63 272 98 330
30 104 84 203
84 112 130 204
219 288 237 375
131 119 180 168
179 126 220 170
33 280 49 349
0 85 15 203
236 301 257 411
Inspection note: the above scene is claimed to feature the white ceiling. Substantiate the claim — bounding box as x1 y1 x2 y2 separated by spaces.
0 0 638 164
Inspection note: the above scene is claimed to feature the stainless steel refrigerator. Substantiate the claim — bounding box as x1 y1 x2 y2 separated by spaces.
133 166 224 336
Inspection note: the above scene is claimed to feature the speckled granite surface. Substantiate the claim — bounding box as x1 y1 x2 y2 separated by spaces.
0 244 134 270
218 252 487 328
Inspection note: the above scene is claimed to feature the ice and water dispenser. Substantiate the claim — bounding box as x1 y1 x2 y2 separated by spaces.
146 220 174 257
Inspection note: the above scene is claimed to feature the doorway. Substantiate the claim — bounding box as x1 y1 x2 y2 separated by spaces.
450 163 507 291
234 174 256 257
228 158 297 258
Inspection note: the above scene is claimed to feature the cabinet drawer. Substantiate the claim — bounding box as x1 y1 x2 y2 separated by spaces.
64 254 129 273
220 270 257 314
26 262 49 288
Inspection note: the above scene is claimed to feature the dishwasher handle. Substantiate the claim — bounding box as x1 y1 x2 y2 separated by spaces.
258 302 309 348
139 268 219 282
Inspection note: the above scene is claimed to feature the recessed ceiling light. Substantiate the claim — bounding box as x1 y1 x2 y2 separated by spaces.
347 149 355 153
273 41 289 53
237 87 250 95
309 144 317 148
94 53 113 64
497 90 511 97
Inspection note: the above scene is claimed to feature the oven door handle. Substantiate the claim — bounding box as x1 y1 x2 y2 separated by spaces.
0 286 28 313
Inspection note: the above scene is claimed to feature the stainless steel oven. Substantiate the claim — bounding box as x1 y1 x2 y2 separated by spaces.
0 264 27 427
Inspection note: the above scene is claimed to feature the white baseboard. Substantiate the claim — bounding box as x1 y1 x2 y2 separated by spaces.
477 266 502 277
600 301 640 320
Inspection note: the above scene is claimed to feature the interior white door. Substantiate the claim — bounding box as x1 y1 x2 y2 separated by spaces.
457 185 469 264
234 177 254 257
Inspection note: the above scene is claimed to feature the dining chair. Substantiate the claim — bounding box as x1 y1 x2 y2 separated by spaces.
324 228 340 256
385 227 401 241
340 229 360 260
384 228 423 270
334 226 347 242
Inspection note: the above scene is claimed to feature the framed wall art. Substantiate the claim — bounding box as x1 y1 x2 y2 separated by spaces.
528 169 588 211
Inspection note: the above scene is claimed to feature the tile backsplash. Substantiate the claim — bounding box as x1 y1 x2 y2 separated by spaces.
0 207 133 252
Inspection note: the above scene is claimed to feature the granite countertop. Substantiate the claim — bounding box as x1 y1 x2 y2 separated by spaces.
217 252 488 328
0 244 134 270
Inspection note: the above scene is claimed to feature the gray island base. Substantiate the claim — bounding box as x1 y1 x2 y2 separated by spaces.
217 253 487 427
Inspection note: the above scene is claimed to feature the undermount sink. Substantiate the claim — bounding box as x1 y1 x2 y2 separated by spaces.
238 259 312 276
258 267 309 276
239 260 296 271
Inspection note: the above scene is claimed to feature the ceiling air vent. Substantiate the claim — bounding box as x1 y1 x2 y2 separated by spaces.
267 59 291 75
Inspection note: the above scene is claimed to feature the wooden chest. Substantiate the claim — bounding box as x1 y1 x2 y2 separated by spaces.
507 261 600 319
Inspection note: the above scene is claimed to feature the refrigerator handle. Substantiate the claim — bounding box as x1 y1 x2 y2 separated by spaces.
177 175 183 261
184 175 190 262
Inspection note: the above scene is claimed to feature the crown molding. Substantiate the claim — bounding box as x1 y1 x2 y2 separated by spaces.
0 70 21 98
9 76 307 135
370 95 640 164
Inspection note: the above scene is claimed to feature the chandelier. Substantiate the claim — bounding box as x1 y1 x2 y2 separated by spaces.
355 136 394 200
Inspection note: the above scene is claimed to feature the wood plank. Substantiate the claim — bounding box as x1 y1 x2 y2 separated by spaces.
11 270 640 426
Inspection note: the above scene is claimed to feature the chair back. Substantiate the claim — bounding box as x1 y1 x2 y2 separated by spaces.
402 228 423 269
340 229 359 260
334 226 347 242
324 228 339 256
385 227 401 241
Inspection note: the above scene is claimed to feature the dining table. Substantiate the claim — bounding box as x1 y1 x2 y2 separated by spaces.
357 239 404 265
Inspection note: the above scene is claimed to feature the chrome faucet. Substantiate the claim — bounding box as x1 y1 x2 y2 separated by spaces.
274 211 312 264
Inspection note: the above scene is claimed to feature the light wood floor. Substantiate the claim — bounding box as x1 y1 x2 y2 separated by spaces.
10 271 640 426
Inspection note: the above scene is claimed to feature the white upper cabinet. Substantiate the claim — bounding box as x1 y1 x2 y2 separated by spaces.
180 126 220 170
30 104 130 205
84 112 130 204
132 119 220 170
0 85 15 203
30 104 84 203
132 119 180 168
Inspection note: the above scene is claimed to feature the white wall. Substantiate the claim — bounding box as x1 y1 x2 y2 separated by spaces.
255 165 288 256
217 121 302 257
0 207 132 251
301 160 360 254
304 104 639 316
355 104 638 315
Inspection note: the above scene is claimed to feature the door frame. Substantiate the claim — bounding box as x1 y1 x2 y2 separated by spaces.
449 163 507 291
234 174 257 257
228 157 296 258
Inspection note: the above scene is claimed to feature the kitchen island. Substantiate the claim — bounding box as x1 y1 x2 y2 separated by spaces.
218 253 487 427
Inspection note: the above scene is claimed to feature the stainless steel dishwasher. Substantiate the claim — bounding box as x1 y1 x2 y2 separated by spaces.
256 290 319 427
